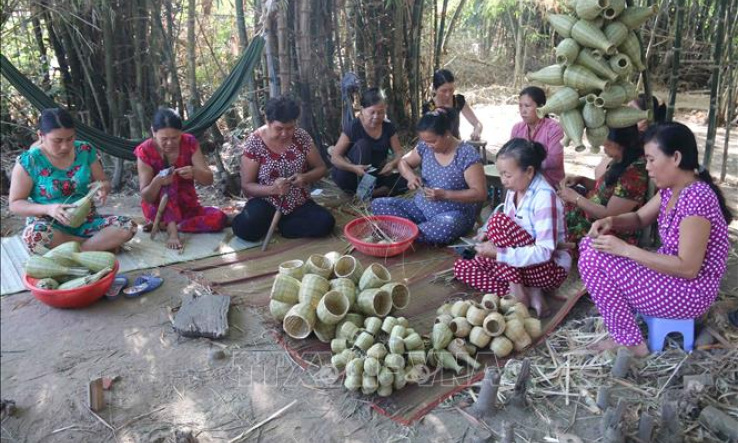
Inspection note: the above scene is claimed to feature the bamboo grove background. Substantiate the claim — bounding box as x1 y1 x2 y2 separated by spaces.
1 0 736 191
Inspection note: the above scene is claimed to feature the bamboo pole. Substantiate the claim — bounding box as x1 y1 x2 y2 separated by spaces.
440 0 468 55
666 0 685 123
703 0 729 169
434 0 450 70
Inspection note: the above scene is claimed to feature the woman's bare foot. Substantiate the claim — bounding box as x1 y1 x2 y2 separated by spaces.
509 282 529 306
589 338 650 357
528 287 551 318
165 222 182 250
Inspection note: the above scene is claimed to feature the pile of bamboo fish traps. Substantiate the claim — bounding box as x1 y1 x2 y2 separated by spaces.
269 252 410 342
25 241 116 290
526 0 657 152
435 294 543 363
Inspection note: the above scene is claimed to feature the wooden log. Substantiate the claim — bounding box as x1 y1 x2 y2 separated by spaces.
657 400 683 443
611 348 632 378
500 421 516 443
88 378 105 412
0 399 17 419
694 327 716 347
470 368 500 417
698 405 738 442
596 386 611 411
509 359 530 408
601 400 626 443
471 431 493 443
683 374 714 392
174 428 198 443
173 294 231 339
637 414 655 443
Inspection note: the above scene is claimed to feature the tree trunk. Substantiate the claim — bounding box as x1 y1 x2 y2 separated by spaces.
295 0 316 141
155 0 185 113
333 0 345 75
186 0 200 113
409 0 425 124
703 0 728 169
262 0 280 98
512 2 527 89
30 6 50 90
236 0 263 128
391 0 407 128
666 0 685 123
434 0 449 71
276 3 291 94
719 51 735 183
102 2 125 190
440 0 468 56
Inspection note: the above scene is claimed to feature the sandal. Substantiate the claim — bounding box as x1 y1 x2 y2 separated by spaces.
104 276 129 300
123 275 163 298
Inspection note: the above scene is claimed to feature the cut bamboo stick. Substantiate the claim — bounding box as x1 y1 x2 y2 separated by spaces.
150 193 169 240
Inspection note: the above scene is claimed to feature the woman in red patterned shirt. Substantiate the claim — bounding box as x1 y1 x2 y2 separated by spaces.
232 96 335 242
136 108 227 250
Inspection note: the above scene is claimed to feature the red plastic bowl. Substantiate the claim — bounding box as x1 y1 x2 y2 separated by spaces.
23 261 120 309
344 215 419 258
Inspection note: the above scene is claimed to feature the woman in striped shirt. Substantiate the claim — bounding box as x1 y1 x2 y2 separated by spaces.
454 138 571 317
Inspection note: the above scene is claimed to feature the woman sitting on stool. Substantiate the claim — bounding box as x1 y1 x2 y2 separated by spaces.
330 88 407 197
232 96 335 242
578 122 731 357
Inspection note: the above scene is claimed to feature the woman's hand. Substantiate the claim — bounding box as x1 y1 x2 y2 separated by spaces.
473 230 487 242
557 186 581 204
272 177 291 196
406 175 423 190
46 203 75 226
288 173 308 188
155 172 174 187
470 125 482 141
378 163 395 176
562 175 580 188
588 217 613 238
353 164 370 177
96 180 111 206
591 234 631 257
175 166 194 180
475 241 497 258
423 187 446 201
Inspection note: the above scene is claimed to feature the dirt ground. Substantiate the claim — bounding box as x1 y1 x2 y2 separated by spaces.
1 93 737 443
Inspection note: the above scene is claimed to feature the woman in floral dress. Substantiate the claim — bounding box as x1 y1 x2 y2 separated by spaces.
9 108 136 253
558 125 648 255
232 96 335 242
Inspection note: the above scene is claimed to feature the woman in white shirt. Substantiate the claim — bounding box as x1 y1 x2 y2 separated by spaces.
454 138 571 317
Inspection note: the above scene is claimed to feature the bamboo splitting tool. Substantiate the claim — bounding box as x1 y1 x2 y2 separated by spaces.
261 199 283 252
150 193 169 240
150 165 173 240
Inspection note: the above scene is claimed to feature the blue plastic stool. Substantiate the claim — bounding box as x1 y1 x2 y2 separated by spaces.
642 315 695 352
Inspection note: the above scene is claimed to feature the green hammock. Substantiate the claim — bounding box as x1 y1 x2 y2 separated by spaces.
0 36 265 161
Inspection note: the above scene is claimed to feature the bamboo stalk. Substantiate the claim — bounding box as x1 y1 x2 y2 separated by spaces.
703 0 729 169
666 0 685 123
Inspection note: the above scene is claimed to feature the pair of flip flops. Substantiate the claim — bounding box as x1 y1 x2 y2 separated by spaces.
105 275 163 299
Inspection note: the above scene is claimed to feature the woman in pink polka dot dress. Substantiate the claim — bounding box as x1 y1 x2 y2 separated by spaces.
579 123 731 357
454 138 571 318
